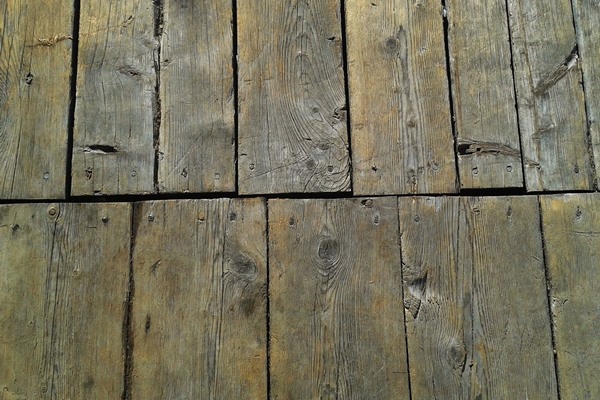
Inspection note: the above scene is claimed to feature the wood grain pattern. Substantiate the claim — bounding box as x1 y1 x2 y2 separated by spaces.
269 197 410 399
508 0 592 191
237 0 350 194
572 0 600 187
0 0 73 199
346 0 456 195
73 1 156 195
157 0 235 193
400 196 557 398
447 0 523 189
131 198 267 399
540 193 600 399
0 203 130 398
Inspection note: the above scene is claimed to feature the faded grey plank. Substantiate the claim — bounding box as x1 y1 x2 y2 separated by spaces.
157 0 235 193
400 196 557 399
0 0 73 199
0 203 130 398
73 1 156 195
269 197 410 399
131 198 267 399
572 0 600 187
346 0 457 195
541 193 600 399
508 0 592 191
447 0 523 189
238 1 350 194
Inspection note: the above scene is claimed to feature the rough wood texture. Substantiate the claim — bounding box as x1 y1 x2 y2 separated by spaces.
447 0 523 189
572 0 600 187
237 1 350 194
400 196 557 398
158 0 235 193
541 193 600 399
269 197 410 399
346 0 456 195
0 1 73 199
132 198 267 399
508 0 591 191
0 203 130 398
73 1 156 195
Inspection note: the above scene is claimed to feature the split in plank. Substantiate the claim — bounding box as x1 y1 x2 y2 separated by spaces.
269 197 410 398
0 202 131 398
399 196 557 399
0 0 73 199
131 198 267 399
237 0 351 194
540 193 600 399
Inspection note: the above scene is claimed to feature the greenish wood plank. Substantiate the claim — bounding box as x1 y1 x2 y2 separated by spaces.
269 197 410 399
131 198 267 399
0 203 131 398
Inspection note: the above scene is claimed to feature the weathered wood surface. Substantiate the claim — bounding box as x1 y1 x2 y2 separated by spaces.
447 0 523 189
237 1 350 194
541 193 600 399
269 197 410 399
73 1 156 195
0 0 73 199
0 203 131 398
157 0 235 193
400 196 557 398
131 198 267 399
572 0 600 187
346 0 456 195
508 0 591 191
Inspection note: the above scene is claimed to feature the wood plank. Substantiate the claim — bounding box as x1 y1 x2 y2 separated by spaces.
269 197 410 398
131 198 267 399
540 193 600 399
237 1 350 194
447 0 523 189
72 1 156 195
400 196 557 398
157 0 235 193
572 0 600 187
0 1 73 199
508 0 592 191
0 203 130 398
346 0 456 195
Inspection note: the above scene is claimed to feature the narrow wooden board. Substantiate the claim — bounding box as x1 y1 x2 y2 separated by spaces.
157 0 235 193
447 0 523 189
72 1 156 195
237 1 350 194
346 0 456 195
572 0 600 187
131 198 267 399
0 1 73 199
269 197 410 398
0 203 131 398
508 0 591 191
540 193 600 399
400 196 557 398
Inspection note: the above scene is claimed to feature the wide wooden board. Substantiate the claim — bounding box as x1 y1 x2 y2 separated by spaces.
399 196 557 398
73 1 156 195
131 198 267 399
0 203 131 398
237 1 350 194
157 0 235 193
346 0 456 195
508 0 591 191
541 193 600 399
269 197 410 398
447 0 523 189
0 0 73 199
